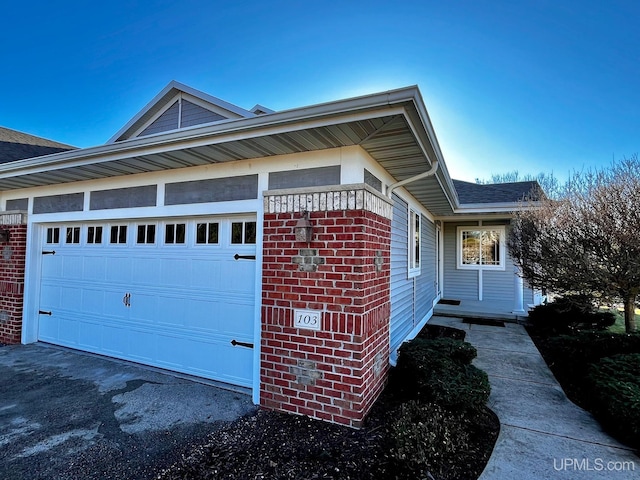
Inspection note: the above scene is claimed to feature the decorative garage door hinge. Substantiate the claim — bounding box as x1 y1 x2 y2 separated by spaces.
231 339 254 349
38 310 52 315
42 250 56 255
233 254 256 260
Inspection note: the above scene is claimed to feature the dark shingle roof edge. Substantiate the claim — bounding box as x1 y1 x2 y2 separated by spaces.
0 126 76 164
453 179 544 205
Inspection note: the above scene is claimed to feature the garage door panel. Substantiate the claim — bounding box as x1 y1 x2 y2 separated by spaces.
106 256 133 284
40 283 62 309
83 256 107 282
58 317 79 344
129 293 158 324
160 258 190 287
125 328 157 363
224 261 256 293
81 289 106 314
184 299 220 331
131 257 162 286
38 217 256 388
192 259 221 289
38 314 59 342
219 301 254 337
41 255 63 278
76 318 96 346
62 255 84 279
155 296 188 327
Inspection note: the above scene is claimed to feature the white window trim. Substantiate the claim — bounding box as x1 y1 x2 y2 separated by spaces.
408 208 421 278
456 226 506 271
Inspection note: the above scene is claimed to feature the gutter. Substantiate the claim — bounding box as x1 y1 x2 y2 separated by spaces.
387 160 439 198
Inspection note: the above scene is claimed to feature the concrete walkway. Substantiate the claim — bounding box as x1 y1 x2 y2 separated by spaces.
429 316 639 480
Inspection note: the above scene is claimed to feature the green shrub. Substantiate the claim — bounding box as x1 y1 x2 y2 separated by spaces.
545 331 640 368
392 338 490 410
528 295 616 334
388 400 472 478
539 332 640 406
586 354 640 448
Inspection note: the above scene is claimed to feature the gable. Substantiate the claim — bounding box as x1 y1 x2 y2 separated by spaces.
135 97 230 138
109 81 259 143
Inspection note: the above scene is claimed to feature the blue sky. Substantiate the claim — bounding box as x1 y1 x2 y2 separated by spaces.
1 1 638 183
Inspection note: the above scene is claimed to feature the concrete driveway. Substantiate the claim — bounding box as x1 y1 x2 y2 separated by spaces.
0 343 256 480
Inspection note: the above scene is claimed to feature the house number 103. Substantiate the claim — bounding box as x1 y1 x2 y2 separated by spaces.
294 309 321 331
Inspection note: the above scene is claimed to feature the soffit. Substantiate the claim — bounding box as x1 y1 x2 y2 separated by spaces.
0 94 457 215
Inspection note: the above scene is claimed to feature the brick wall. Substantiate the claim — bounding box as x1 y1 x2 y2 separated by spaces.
261 186 392 428
0 213 28 345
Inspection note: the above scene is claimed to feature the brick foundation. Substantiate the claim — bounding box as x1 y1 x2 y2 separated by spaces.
261 185 392 428
0 212 27 345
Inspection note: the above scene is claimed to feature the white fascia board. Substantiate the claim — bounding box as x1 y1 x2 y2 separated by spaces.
453 201 541 215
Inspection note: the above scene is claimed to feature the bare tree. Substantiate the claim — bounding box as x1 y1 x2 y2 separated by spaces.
508 156 640 333
476 170 562 199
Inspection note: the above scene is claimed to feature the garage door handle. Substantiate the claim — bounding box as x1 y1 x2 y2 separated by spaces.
234 254 256 260
231 339 254 349
122 293 131 307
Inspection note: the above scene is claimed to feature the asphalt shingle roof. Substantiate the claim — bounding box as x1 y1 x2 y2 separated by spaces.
0 127 76 164
453 179 544 204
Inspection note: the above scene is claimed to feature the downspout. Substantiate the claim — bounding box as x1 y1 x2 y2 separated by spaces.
387 160 439 198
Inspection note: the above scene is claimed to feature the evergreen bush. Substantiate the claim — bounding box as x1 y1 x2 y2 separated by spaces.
586 354 640 448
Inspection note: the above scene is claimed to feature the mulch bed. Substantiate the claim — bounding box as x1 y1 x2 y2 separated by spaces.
158 394 499 480
159 324 499 480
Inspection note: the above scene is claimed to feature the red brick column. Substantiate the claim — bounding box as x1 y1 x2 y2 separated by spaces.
0 212 27 344
261 186 392 428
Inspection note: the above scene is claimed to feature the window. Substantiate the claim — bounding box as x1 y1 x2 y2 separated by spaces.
408 210 421 277
196 222 219 244
457 226 506 270
87 226 103 244
46 227 60 244
110 225 128 244
65 226 80 244
165 223 186 244
137 224 156 244
231 221 256 244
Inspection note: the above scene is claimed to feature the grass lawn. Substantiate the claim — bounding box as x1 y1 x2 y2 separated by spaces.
601 307 640 333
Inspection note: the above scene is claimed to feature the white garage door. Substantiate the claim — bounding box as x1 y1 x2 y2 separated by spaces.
37 216 257 388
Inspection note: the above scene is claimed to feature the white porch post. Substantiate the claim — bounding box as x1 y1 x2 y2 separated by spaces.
513 265 525 314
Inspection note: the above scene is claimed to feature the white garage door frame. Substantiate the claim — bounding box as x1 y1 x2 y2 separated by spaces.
21 212 264 402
